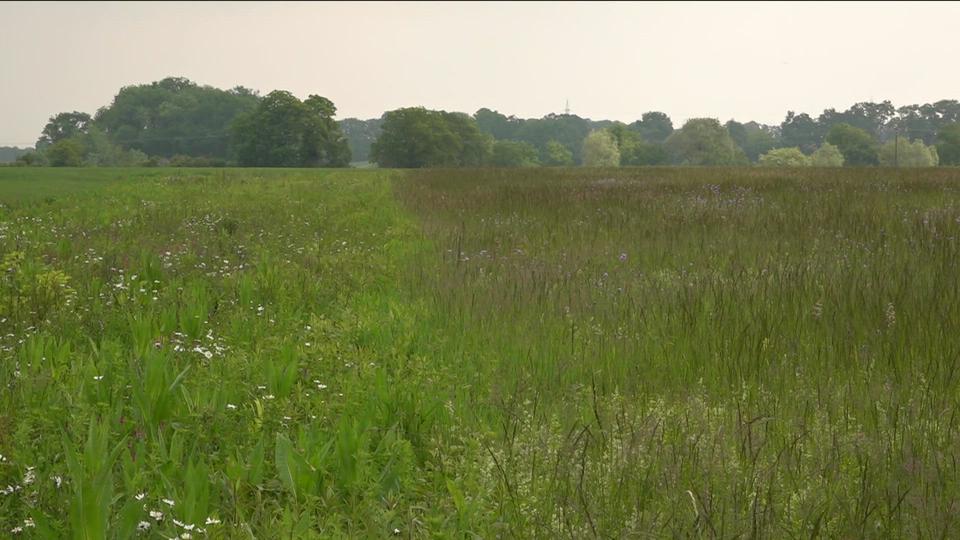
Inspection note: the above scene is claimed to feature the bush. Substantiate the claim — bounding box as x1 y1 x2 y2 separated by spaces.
665 118 748 165
582 130 620 167
758 147 811 167
879 138 938 167
810 143 845 166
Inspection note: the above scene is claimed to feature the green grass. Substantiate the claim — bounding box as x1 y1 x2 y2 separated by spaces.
1 166 960 538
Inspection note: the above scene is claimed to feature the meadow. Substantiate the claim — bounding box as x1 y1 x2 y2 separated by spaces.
1 166 960 538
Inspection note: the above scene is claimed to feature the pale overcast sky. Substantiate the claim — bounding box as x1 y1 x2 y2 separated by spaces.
2 1 959 146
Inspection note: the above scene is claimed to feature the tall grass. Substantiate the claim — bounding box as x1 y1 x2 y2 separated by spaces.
396 167 960 537
1 166 959 537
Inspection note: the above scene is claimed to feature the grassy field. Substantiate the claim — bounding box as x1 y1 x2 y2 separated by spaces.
1 166 960 538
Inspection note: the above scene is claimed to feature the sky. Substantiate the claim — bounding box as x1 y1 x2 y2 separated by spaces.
2 1 959 147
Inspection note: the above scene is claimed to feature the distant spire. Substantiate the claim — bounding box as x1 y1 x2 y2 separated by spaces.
564 99 570 115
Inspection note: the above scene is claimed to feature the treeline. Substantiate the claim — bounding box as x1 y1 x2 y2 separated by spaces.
362 102 960 168
9 76 960 167
13 77 350 167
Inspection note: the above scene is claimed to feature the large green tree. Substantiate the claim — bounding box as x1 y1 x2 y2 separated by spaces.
780 112 823 154
628 112 674 143
94 77 259 159
890 101 960 144
665 118 748 165
371 108 491 168
937 123 960 165
819 101 896 140
725 120 779 162
541 140 574 166
825 123 879 166
474 108 522 140
489 140 540 167
608 124 668 166
231 91 350 167
36 112 92 149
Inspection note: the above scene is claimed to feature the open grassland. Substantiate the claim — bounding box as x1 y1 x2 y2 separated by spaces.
1 167 960 538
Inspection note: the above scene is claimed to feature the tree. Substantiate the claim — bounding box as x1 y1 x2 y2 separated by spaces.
582 130 620 167
810 143 845 166
780 112 823 154
36 112 92 148
621 141 669 165
819 101 895 140
516 114 594 164
879 138 938 167
301 95 352 166
629 112 673 143
338 117 383 163
371 107 491 168
489 140 540 167
825 123 879 166
758 147 811 166
231 90 350 167
937 123 960 165
81 127 148 166
541 140 574 166
475 108 521 140
665 118 748 165
608 124 668 165
725 120 779 162
94 76 259 159
444 112 493 167
45 139 85 167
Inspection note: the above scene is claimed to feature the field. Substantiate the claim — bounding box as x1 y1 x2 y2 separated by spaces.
1 166 960 538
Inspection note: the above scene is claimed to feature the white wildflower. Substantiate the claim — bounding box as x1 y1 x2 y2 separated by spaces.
162 498 175 506
137 521 151 531
204 517 221 525
150 510 164 521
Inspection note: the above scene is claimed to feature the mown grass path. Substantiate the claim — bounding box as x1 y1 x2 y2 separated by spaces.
0 168 469 538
